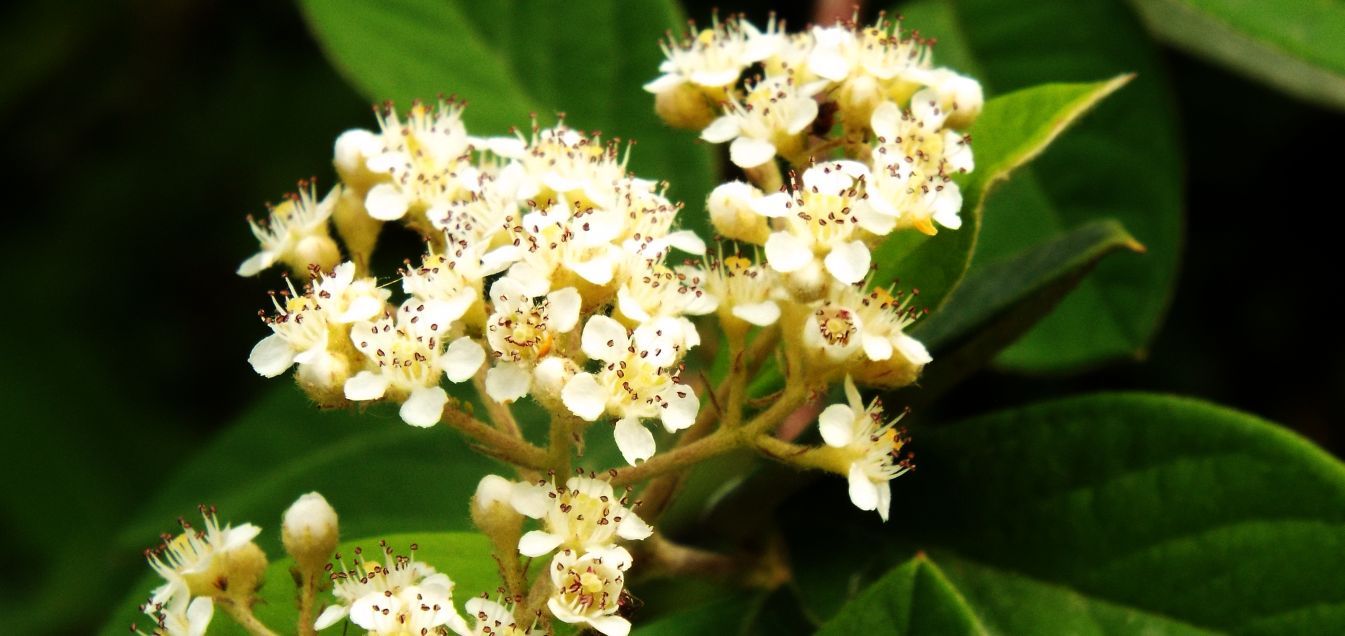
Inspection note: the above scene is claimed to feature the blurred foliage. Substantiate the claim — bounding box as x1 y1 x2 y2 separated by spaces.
1 0 1343 633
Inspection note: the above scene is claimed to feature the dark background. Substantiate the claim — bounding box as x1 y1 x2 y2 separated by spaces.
1 0 1340 631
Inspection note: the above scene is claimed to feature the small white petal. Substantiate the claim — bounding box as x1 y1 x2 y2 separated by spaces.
932 185 965 230
785 97 820 135
823 240 871 284
581 315 629 362
818 404 856 448
911 88 950 130
896 334 933 365
870 101 902 139
615 417 657 465
617 286 651 323
236 251 275 277
570 252 615 285
664 230 707 255
617 512 653 541
562 373 608 421
660 384 699 432
510 482 551 519
809 49 850 82
877 480 893 522
248 333 296 377
863 334 894 361
732 301 781 327
587 615 632 636
314 604 348 630
764 232 812 273
751 191 793 218
547 287 582 333
729 136 778 169
343 370 389 401
485 362 532 403
848 463 880 512
443 337 486 383
186 597 213 636
364 183 409 221
400 386 447 427
689 68 741 88
643 73 685 93
700 116 741 143
518 530 565 557
474 474 514 510
337 294 384 323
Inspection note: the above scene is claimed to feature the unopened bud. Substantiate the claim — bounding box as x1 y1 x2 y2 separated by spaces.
333 129 383 192
708 181 770 245
281 234 341 277
282 492 340 572
471 475 522 538
925 70 983 129
532 356 578 411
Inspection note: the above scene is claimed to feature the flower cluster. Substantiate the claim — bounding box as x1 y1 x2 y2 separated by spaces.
189 10 988 636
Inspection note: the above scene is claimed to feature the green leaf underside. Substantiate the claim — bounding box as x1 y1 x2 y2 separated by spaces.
298 0 716 234
900 0 1184 371
872 76 1129 313
904 219 1143 400
102 533 498 636
1129 0 1345 111
790 393 1345 634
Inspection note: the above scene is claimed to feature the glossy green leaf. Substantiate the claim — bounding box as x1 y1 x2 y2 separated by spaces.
901 219 1144 403
298 0 715 231
873 76 1130 311
114 387 501 557
101 532 498 635
791 393 1345 633
1130 0 1345 110
820 552 1214 635
900 0 1184 371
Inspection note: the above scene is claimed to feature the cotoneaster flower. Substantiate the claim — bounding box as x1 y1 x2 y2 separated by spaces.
868 92 973 235
137 577 213 636
701 75 824 169
344 302 485 427
459 597 544 636
316 545 468 635
561 315 699 464
145 507 266 601
510 475 653 557
805 18 931 125
818 376 914 521
547 547 633 636
644 15 783 129
363 99 480 228
483 276 582 403
703 253 782 332
238 181 341 277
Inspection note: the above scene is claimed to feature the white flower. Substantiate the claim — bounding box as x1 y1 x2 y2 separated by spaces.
146 507 266 599
238 182 341 277
818 376 913 521
316 545 468 635
499 198 628 299
561 316 699 464
344 302 485 427
869 93 973 235
316 261 391 324
139 577 213 636
613 257 716 348
401 248 487 330
909 67 984 128
804 284 931 386
645 16 780 95
701 75 824 168
510 476 653 557
703 253 782 330
483 276 582 402
491 124 629 212
459 597 544 636
805 19 932 125
546 547 633 636
363 99 479 225
756 161 890 292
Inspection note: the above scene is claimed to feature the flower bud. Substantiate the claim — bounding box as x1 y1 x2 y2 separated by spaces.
282 492 340 572
532 355 578 411
333 129 383 192
925 70 983 129
471 475 522 540
708 181 770 244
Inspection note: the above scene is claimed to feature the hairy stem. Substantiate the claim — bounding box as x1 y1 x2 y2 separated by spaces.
442 407 551 470
295 569 320 636
219 598 279 636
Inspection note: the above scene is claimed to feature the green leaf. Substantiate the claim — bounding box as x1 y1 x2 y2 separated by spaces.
1129 0 1345 110
901 219 1144 402
899 0 1184 371
818 555 988 635
115 387 502 557
820 552 1214 635
873 77 1129 311
101 532 498 635
298 0 715 232
791 393 1345 633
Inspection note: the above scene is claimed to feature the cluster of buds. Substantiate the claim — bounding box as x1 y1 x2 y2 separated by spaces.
206 10 985 635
